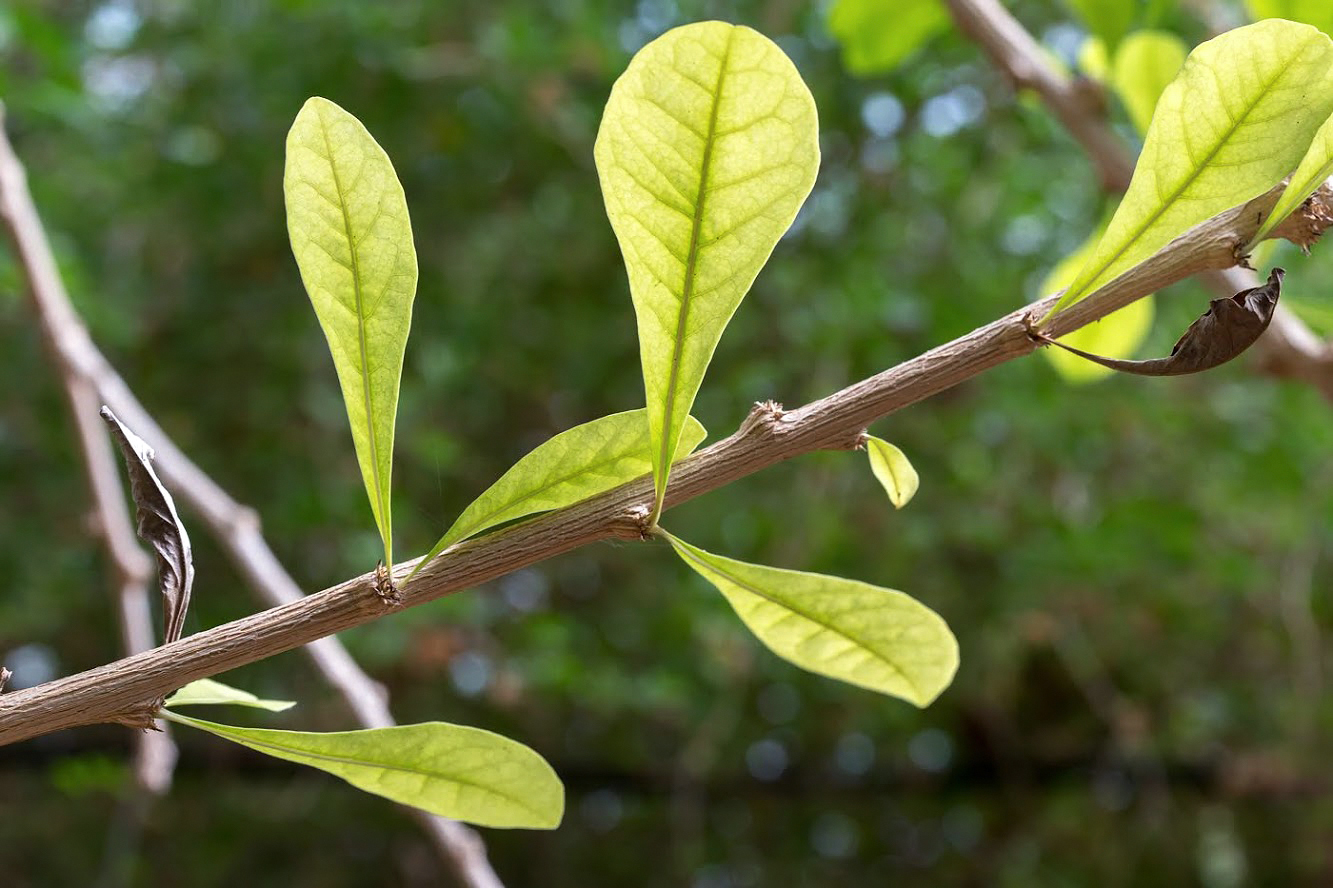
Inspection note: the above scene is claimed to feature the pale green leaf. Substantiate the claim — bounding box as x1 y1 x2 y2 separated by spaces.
1064 0 1135 52
163 679 295 712
164 714 563 830
411 410 706 576
1078 37 1110 82
1252 110 1333 244
285 97 418 567
826 0 949 76
1246 1 1333 37
1110 30 1187 135
663 531 958 707
1048 20 1333 317
865 436 918 509
595 22 819 521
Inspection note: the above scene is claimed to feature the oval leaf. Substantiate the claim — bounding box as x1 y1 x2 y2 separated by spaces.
826 0 950 75
411 411 706 576
866 436 918 509
285 97 418 567
1048 20 1333 316
663 531 958 707
164 679 295 712
1245 1 1333 36
1110 30 1187 135
1252 109 1333 244
595 22 819 520
165 714 563 830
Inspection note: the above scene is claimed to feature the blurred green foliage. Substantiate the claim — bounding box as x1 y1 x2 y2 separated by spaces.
2 1 1332 886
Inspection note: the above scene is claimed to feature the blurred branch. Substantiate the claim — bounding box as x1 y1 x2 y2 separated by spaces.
944 0 1333 401
0 112 503 888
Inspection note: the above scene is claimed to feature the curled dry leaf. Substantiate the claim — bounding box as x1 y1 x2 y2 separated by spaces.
100 406 195 644
1031 268 1284 376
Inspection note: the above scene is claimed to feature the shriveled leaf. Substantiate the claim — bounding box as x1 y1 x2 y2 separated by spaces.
663 531 958 707
1252 110 1333 244
1064 0 1135 52
1110 30 1187 135
285 96 417 567
1246 0 1333 37
827 0 949 75
164 714 564 830
1048 20 1333 316
866 436 918 509
100 406 194 644
164 679 295 712
596 22 819 521
411 411 706 576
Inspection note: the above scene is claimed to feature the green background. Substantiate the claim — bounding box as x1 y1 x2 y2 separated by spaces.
1 1 1330 885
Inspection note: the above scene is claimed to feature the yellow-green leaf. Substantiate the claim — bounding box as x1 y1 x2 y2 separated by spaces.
1064 0 1136 53
411 410 706 577
1246 0 1333 36
826 0 949 76
1048 20 1333 317
285 97 418 567
1252 110 1333 244
164 679 295 712
866 436 918 508
164 714 563 830
595 22 819 522
1110 30 1187 135
663 531 958 707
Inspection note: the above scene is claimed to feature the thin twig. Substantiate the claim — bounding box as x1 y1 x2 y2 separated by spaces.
0 111 502 888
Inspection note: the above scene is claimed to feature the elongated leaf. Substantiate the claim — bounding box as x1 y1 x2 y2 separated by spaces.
285 96 418 567
826 0 949 75
1110 30 1187 135
663 532 958 707
1048 20 1333 316
1246 0 1333 36
866 436 918 509
100 406 194 644
1252 110 1333 244
596 22 819 521
164 714 563 830
411 411 706 576
164 679 295 712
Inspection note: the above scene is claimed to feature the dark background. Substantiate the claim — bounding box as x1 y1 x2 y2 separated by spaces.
2 1 1331 885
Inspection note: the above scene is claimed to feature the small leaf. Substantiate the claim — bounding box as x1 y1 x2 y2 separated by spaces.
826 0 949 75
595 22 819 522
285 97 418 568
411 411 706 576
1245 0 1333 37
100 406 194 644
1252 110 1333 245
163 679 295 712
1110 30 1187 135
865 436 918 509
1048 20 1333 316
164 714 564 830
1064 0 1136 53
663 531 958 707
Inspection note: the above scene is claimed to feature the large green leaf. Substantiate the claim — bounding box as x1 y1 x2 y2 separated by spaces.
1251 110 1333 244
411 410 706 577
826 0 949 76
1110 30 1187 135
1246 0 1333 36
663 531 958 707
1048 20 1333 317
595 22 819 522
865 436 918 509
164 678 295 712
285 96 418 567
164 714 563 830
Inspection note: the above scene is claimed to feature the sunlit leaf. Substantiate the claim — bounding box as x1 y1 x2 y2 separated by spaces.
163 679 295 712
1251 110 1333 244
1110 30 1187 135
866 436 918 509
164 714 563 830
826 0 949 75
595 22 819 522
411 411 706 576
1048 20 1333 317
1064 0 1135 53
1245 0 1333 37
285 96 418 567
663 531 958 707
1078 37 1110 82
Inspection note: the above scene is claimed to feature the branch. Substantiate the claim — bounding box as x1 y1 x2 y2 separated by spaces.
2 169 1327 746
0 112 503 888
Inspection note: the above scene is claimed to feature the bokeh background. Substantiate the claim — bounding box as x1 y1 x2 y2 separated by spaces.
2 1 1332 885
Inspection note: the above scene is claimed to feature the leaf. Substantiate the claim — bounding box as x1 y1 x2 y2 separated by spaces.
826 0 949 76
662 531 958 707
1047 20 1333 317
865 436 918 509
1064 0 1136 53
99 406 194 644
285 96 418 568
164 714 564 830
1252 109 1333 244
163 679 295 712
1246 1 1333 37
411 411 706 577
595 22 819 522
1035 268 1284 376
1110 30 1187 135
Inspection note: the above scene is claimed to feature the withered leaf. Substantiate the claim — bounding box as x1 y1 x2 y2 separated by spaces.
1032 268 1284 376
100 406 194 644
